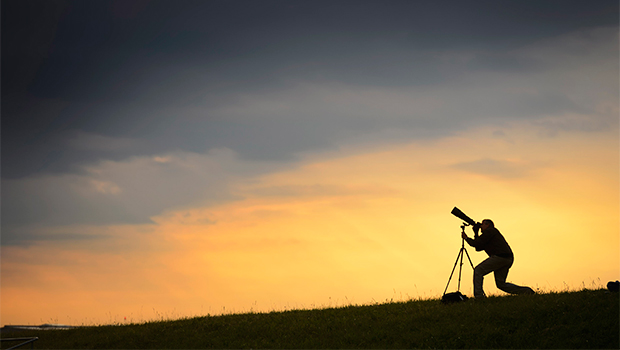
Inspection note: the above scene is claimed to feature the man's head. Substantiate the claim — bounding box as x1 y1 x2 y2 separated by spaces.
481 219 494 231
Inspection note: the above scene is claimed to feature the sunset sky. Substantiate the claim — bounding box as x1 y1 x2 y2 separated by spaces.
2 0 618 326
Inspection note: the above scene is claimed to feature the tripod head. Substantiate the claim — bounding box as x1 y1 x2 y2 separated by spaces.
460 222 471 239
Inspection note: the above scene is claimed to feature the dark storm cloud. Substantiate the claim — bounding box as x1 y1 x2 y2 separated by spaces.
1 0 618 244
3 0 618 179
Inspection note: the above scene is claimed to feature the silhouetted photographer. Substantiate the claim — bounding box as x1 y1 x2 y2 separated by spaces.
461 219 535 298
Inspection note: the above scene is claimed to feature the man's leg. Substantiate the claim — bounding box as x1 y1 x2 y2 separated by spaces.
473 256 512 298
494 258 535 295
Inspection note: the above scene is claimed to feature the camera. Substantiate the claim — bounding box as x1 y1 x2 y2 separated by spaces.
451 207 481 233
451 207 476 226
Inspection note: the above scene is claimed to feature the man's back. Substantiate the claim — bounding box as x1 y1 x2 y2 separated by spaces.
466 226 513 257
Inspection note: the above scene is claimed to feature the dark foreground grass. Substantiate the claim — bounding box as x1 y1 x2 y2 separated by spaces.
2 289 618 349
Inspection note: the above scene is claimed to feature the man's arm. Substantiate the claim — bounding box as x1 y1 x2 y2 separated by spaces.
462 235 482 251
462 229 496 251
461 232 476 248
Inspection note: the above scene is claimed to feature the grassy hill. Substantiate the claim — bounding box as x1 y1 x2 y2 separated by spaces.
1 289 618 349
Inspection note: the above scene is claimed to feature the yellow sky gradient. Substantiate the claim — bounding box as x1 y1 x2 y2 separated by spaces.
1 123 618 326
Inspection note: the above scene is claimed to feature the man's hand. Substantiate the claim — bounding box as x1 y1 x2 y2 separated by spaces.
473 222 481 235
461 232 468 240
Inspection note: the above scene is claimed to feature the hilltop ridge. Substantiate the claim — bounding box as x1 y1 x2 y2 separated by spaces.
1 289 618 349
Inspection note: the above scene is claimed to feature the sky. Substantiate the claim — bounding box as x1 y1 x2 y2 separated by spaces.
1 0 618 326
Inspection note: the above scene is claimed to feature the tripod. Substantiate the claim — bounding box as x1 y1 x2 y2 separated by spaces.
443 223 475 296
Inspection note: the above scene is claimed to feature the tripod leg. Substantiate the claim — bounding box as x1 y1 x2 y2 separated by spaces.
457 248 465 291
443 249 464 295
463 247 475 269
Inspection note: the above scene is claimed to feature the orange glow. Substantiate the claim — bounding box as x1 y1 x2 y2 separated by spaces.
2 124 618 326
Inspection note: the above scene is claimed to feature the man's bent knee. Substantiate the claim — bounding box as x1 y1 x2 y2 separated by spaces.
474 265 489 278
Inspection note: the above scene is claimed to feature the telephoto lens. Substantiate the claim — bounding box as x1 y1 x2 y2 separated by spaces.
451 207 476 226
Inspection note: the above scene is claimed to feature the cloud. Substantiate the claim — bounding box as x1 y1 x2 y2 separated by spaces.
170 25 618 147
3 25 617 245
67 132 141 152
246 184 399 199
1 148 285 245
3 20 617 180
89 179 122 195
451 158 537 179
183 24 616 149
2 15 617 249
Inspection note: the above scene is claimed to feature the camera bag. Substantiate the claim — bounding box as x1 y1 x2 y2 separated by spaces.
442 291 468 303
